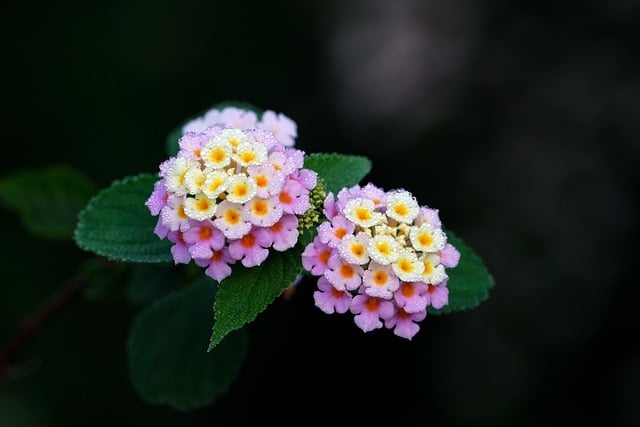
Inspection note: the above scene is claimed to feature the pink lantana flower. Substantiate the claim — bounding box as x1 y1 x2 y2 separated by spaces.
247 164 286 198
317 215 355 248
181 106 298 148
154 221 170 239
219 107 258 129
145 180 168 216
324 253 364 291
350 294 395 333
385 308 427 340
228 227 273 268
160 196 191 232
177 131 209 161
194 248 236 282
278 179 311 215
425 280 449 309
362 263 400 299
268 214 299 252
313 277 353 314
394 282 429 313
439 243 461 268
322 192 339 220
167 231 191 265
182 219 225 259
301 236 333 275
257 110 297 147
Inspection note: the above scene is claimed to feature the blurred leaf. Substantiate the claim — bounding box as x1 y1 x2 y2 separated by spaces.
80 258 129 301
126 263 184 305
304 153 372 195
74 174 172 263
128 276 248 411
209 244 303 351
166 100 264 156
429 230 495 314
0 165 97 240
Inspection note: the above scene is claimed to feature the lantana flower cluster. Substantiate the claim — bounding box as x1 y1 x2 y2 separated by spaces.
146 124 317 282
182 105 297 147
302 184 461 340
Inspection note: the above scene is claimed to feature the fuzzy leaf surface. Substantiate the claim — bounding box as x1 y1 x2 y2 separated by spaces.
74 174 172 263
208 245 303 351
303 153 372 195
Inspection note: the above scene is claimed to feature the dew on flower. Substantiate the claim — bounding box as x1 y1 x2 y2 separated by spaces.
184 167 207 194
386 190 419 224
202 170 228 199
225 174 257 204
201 140 233 170
410 223 446 253
392 249 424 282
367 235 401 265
301 183 459 340
184 194 217 221
147 123 318 283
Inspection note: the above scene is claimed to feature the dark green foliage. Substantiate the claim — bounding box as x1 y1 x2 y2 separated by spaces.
429 230 495 314
0 165 97 240
303 153 372 195
128 277 249 410
208 245 303 351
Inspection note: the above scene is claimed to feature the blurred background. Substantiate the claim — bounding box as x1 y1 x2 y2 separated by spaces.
1 0 638 425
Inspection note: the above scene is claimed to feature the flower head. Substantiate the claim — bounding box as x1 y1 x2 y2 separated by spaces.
147 123 317 282
181 105 298 147
301 183 459 339
257 110 297 147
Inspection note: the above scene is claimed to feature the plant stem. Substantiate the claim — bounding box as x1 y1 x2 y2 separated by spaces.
0 275 89 381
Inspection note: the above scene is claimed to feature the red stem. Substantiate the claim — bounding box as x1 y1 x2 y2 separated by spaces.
0 276 88 381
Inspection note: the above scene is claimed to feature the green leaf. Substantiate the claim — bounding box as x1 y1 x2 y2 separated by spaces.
0 165 97 240
128 277 248 411
166 100 264 156
74 174 172 263
429 230 495 314
209 245 303 351
126 263 184 305
304 153 372 195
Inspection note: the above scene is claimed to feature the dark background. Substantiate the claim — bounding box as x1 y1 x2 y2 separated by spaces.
1 0 638 425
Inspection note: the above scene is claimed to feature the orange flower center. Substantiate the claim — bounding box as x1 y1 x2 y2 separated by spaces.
330 288 344 298
279 191 292 204
241 233 256 248
256 175 269 188
225 209 240 224
199 227 212 240
401 283 415 297
319 249 331 264
270 222 282 232
339 264 354 278
373 270 387 285
252 200 268 216
365 298 380 312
